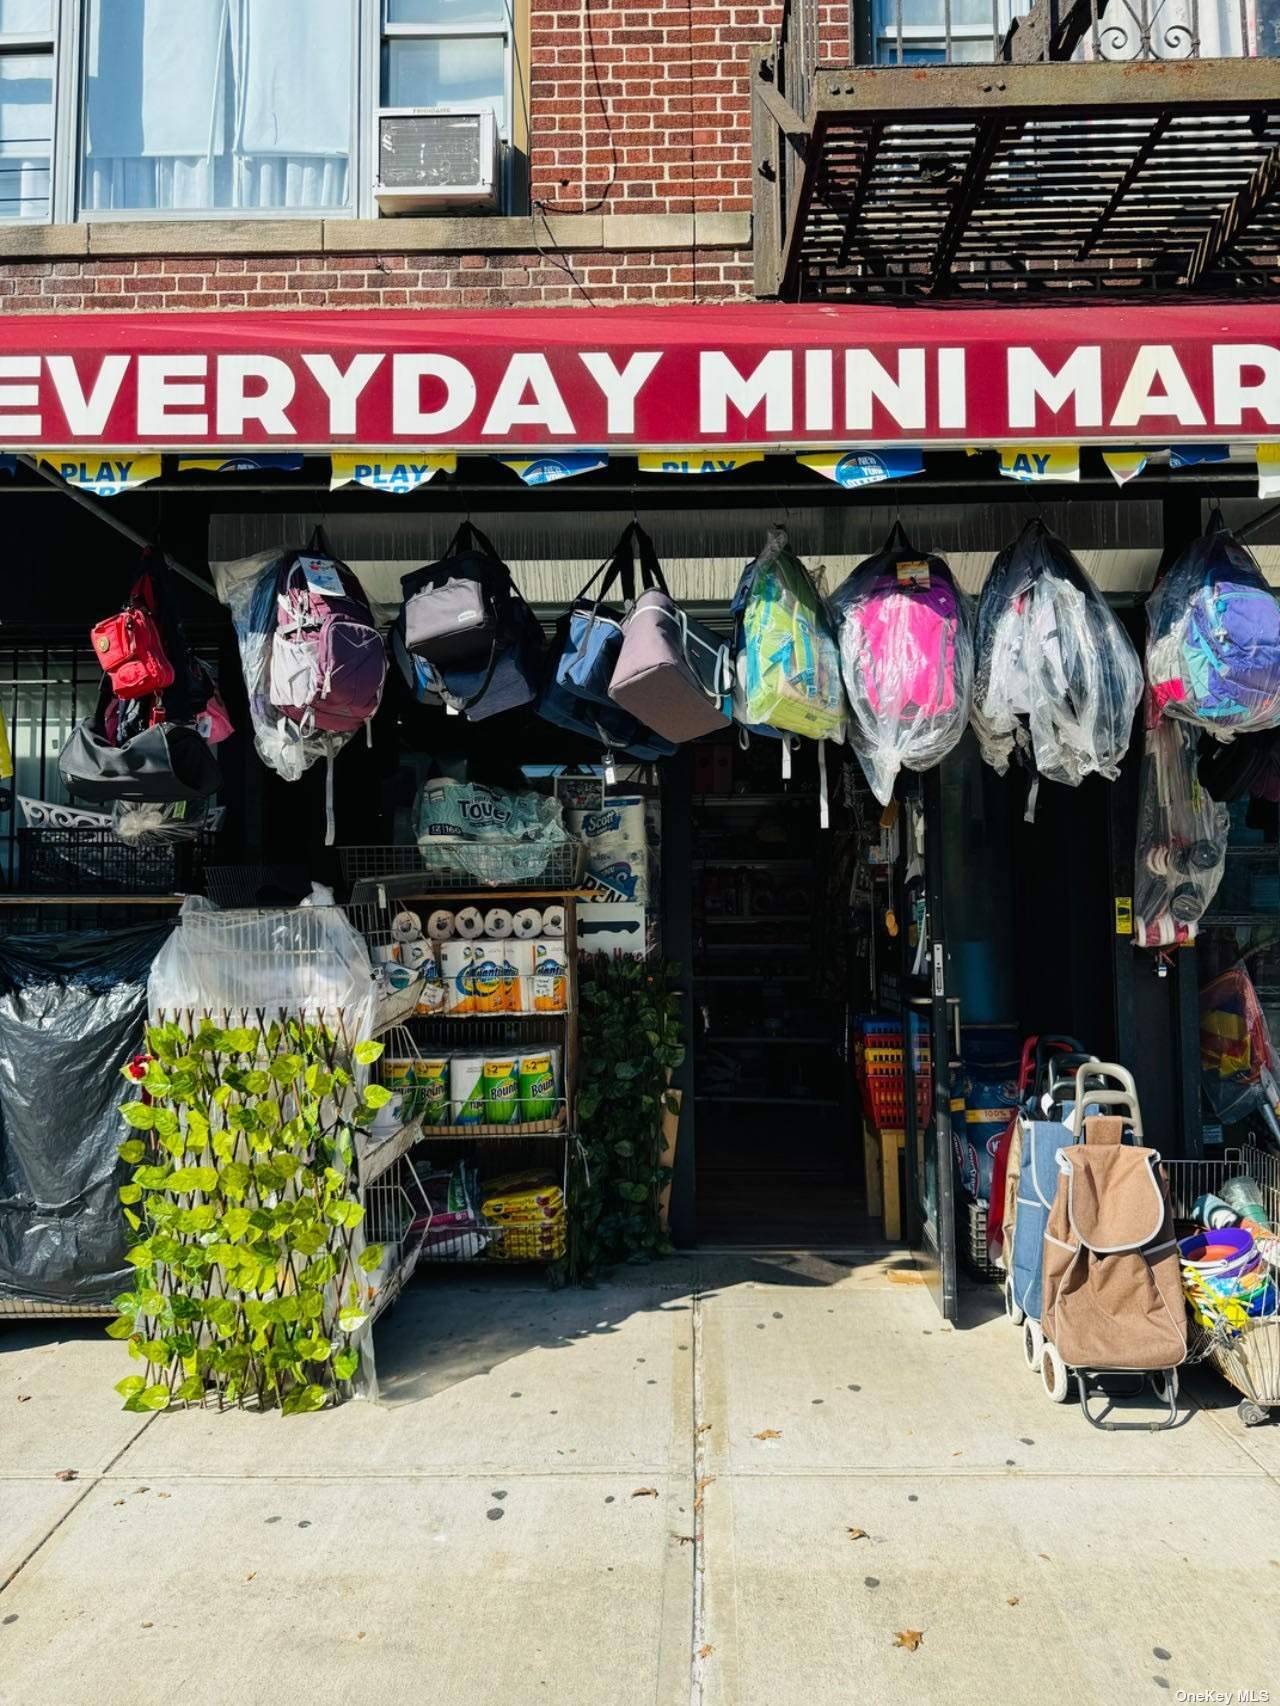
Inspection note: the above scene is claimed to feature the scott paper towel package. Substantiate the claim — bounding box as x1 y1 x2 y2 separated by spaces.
568 795 649 904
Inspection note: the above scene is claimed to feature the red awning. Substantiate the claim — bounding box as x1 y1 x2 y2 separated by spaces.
0 302 1276 452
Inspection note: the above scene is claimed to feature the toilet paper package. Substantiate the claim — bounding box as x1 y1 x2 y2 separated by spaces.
483 908 514 939
568 797 649 903
512 906 542 940
426 909 456 942
540 904 565 938
567 798 645 849
454 906 485 940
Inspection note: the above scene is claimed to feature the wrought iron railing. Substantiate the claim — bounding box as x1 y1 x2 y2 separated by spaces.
779 0 1267 70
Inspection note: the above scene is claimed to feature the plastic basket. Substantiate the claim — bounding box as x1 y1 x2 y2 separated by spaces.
17 827 213 895
963 1198 1002 1283
339 841 586 892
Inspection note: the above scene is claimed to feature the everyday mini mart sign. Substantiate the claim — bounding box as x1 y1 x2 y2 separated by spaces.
0 304 1277 450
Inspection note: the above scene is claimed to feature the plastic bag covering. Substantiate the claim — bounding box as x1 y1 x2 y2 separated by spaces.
972 519 1143 788
1147 515 1280 737
147 896 375 1027
830 525 974 805
211 548 357 784
0 924 171 1304
414 777 572 883
1200 966 1280 1126
1134 712 1229 949
733 528 846 742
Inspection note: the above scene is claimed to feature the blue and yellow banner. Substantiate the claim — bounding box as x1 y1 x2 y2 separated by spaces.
178 454 304 473
997 445 1079 484
1169 445 1230 469
797 448 924 488
497 453 607 485
1102 449 1150 486
636 450 764 475
329 452 456 494
1258 445 1280 499
41 454 161 497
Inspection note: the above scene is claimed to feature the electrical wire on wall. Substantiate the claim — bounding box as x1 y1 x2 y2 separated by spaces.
506 0 621 307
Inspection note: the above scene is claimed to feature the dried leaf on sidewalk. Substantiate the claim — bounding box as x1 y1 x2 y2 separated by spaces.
16 1393 30 1403
671 1532 696 1545
893 1630 924 1652
847 1527 869 1541
694 1476 716 1511
246 1573 257 1582
696 1422 712 1436
697 1645 714 1660
1006 1597 1020 1606
631 1486 659 1499
753 1428 782 1441
54 1469 77 1482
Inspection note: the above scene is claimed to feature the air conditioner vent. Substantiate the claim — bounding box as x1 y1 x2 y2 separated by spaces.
375 109 500 214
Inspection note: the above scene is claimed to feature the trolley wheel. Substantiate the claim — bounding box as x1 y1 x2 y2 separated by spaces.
1041 1342 1070 1404
1005 1279 1024 1327
1238 1399 1270 1428
1151 1368 1179 1405
1022 1318 1044 1370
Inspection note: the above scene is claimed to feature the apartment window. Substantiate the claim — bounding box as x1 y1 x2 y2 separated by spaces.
79 0 357 215
0 0 55 219
380 0 510 137
867 0 1028 63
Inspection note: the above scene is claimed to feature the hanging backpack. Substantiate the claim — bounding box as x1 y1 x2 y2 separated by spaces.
972 519 1143 794
59 676 221 805
608 526 733 743
556 522 659 710
538 618 678 762
268 529 387 736
1147 510 1280 736
400 525 542 721
90 570 175 701
733 528 845 745
830 523 972 805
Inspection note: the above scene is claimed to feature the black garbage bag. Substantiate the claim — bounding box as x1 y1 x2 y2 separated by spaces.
0 923 171 1306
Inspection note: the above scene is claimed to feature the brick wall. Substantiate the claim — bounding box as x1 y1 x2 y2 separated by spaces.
0 4 853 311
0 246 755 314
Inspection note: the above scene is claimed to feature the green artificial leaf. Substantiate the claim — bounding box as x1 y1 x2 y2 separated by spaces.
175 1375 204 1402
105 1315 136 1340
119 1102 156 1130
271 1053 305 1086
613 1140 635 1159
362 1083 393 1111
133 1166 171 1191
117 1139 146 1164
333 1348 359 1381
138 1288 166 1315
220 1207 253 1241
118 1183 143 1205
137 1383 171 1412
151 1107 179 1138
281 1383 328 1416
176 1205 217 1235
296 1335 332 1362
140 1340 171 1364
114 1375 146 1399
224 1027 259 1056
353 1040 384 1066
124 1243 153 1268
211 1129 236 1163
356 1243 384 1274
337 1308 367 1334
297 1289 325 1321
327 1200 364 1231
218 1161 251 1199
123 1209 142 1232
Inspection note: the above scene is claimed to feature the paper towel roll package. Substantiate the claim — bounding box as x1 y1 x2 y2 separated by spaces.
454 906 485 940
540 904 566 938
506 941 536 1012
426 909 456 942
484 908 514 939
392 910 423 943
512 906 542 940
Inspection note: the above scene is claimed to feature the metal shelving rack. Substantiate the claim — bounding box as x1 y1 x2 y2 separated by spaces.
347 883 579 1270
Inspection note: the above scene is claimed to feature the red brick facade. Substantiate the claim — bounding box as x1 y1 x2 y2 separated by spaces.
0 3 851 313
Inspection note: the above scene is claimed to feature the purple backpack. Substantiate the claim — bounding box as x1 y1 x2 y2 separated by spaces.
269 534 387 735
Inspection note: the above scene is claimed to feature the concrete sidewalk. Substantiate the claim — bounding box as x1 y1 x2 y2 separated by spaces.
2 1248 1279 1706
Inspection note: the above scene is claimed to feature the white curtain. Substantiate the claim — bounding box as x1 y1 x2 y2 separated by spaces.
81 0 352 212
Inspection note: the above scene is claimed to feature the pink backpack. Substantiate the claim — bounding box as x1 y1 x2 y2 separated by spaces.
840 570 960 719
268 533 387 735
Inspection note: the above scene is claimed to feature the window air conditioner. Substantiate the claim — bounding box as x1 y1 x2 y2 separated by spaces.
375 108 501 215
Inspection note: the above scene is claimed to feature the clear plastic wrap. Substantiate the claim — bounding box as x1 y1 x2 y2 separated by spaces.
733 527 846 743
1146 512 1280 738
972 519 1143 789
148 896 376 1026
1200 967 1280 1127
829 524 973 805
1134 712 1229 948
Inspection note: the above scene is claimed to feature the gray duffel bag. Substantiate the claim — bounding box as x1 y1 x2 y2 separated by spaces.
608 531 734 742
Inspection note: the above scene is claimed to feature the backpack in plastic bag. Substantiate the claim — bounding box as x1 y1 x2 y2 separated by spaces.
830 523 973 805
733 528 845 743
1146 511 1280 737
972 519 1143 790
269 533 387 736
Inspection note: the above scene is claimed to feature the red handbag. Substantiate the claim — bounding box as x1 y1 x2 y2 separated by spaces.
91 574 175 701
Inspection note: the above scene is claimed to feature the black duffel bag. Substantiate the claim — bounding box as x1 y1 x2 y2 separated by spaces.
59 678 221 804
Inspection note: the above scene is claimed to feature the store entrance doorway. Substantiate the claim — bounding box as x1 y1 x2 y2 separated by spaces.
688 734 876 1245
